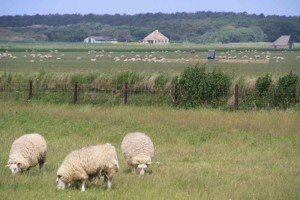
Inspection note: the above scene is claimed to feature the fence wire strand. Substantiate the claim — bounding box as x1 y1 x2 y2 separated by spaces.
0 82 299 109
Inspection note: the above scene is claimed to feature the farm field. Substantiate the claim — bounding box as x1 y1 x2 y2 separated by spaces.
0 42 300 108
0 42 300 77
0 43 299 199
0 102 299 199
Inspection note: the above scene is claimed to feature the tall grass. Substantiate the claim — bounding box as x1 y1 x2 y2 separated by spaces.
0 102 299 199
1 70 299 109
0 71 172 91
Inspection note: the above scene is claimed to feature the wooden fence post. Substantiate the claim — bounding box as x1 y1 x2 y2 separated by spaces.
124 82 129 104
73 82 78 104
28 81 33 100
234 84 239 110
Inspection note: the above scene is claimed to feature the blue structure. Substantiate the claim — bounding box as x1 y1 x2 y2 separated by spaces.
207 50 215 60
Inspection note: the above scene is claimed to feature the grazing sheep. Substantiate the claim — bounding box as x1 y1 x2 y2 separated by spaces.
56 143 119 191
254 55 260 59
114 57 120 62
121 132 154 175
6 133 47 174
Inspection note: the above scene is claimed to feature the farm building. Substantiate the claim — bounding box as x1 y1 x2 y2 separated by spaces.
143 30 169 44
271 35 294 49
84 36 118 43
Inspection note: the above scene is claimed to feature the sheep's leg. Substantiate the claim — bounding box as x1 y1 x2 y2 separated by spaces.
103 175 112 190
80 180 86 192
103 175 107 187
89 175 97 183
131 167 136 174
107 178 112 190
38 158 45 171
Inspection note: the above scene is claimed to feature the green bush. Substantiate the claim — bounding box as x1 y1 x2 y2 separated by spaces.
244 72 300 109
273 72 299 108
255 74 272 96
175 64 231 108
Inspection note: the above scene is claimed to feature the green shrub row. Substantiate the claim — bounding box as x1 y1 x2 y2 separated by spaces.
250 72 300 109
172 65 299 109
0 68 299 109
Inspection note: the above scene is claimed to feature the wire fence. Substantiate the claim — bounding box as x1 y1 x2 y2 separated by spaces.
0 81 173 106
0 81 299 110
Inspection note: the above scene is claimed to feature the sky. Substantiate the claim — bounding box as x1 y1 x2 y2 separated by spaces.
0 0 299 16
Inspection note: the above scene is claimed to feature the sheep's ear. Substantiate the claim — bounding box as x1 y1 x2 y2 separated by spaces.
5 164 10 168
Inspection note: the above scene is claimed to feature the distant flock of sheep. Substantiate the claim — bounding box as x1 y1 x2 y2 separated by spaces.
1 50 300 64
6 132 155 191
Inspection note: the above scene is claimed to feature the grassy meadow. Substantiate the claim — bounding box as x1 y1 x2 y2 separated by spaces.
0 102 299 199
0 43 300 199
0 42 300 77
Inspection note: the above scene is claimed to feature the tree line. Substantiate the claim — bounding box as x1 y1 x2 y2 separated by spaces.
0 12 299 43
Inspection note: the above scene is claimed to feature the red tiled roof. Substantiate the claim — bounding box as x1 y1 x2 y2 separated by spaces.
143 30 169 41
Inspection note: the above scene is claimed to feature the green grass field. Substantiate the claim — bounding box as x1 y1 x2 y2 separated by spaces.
0 102 299 199
1 42 300 77
0 43 299 199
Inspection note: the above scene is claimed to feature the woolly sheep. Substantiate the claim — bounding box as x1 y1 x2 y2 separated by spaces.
6 133 47 174
56 143 119 191
121 132 154 175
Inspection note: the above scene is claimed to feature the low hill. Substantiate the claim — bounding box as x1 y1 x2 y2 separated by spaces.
0 12 299 43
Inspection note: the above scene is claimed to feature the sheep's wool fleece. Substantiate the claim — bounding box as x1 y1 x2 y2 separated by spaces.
8 133 47 170
121 132 154 165
57 143 119 183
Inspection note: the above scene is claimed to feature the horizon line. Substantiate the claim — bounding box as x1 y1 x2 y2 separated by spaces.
0 10 299 17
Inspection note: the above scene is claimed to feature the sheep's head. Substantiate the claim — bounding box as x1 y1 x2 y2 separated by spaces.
132 156 151 175
136 163 147 175
56 175 66 190
6 163 21 174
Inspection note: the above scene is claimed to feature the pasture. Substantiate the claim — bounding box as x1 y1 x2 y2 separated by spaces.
0 102 299 199
0 42 300 77
0 43 299 199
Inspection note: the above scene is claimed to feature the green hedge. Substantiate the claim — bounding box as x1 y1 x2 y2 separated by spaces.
174 64 231 108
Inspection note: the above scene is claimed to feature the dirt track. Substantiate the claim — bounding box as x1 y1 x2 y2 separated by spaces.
164 58 270 64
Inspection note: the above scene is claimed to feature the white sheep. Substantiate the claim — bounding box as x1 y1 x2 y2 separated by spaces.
56 143 119 192
121 132 154 175
6 133 47 174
